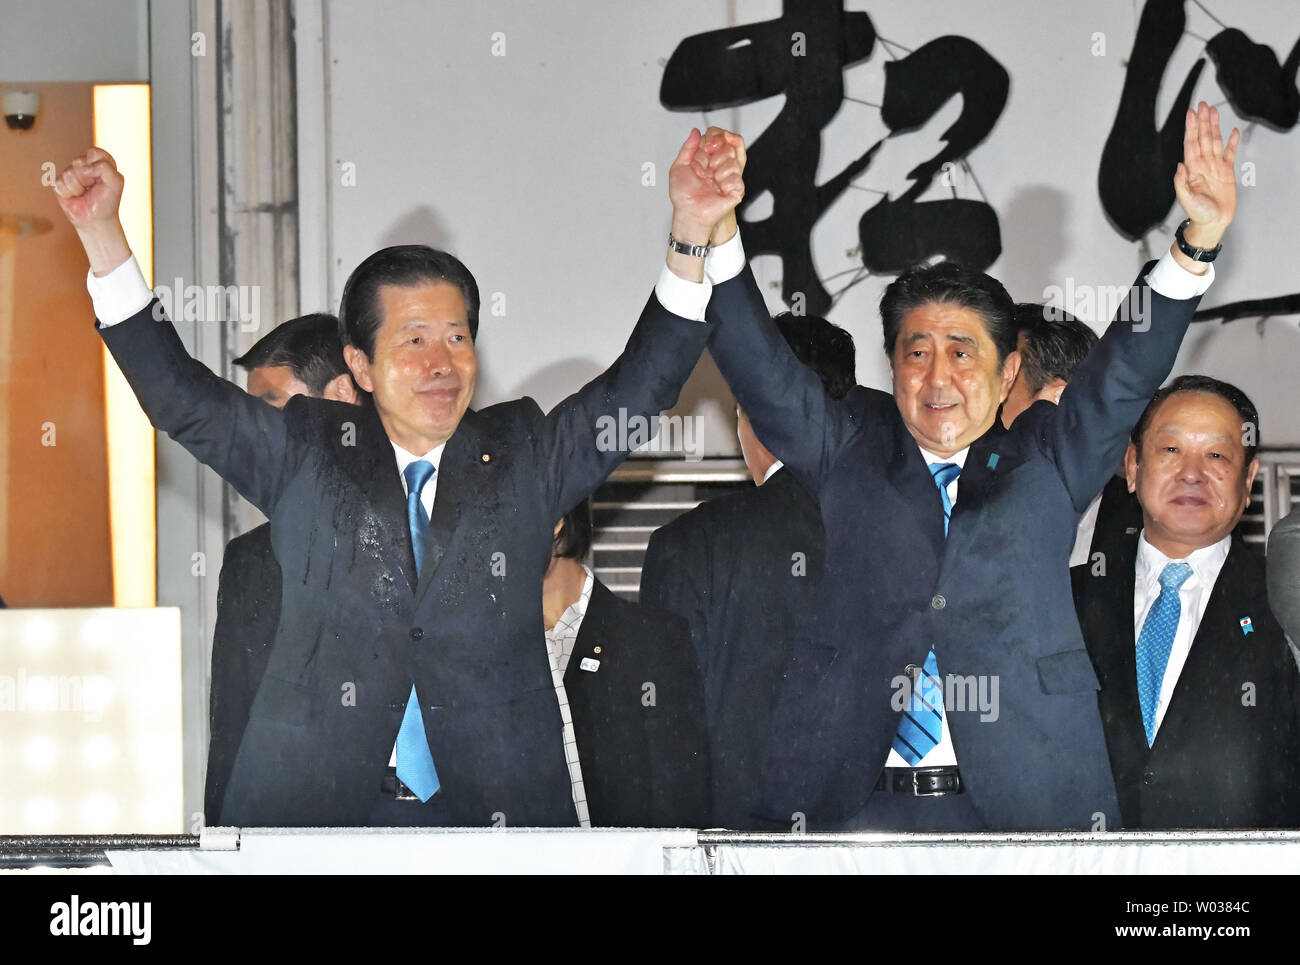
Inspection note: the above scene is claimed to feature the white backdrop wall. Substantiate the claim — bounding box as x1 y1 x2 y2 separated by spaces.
0 0 148 83
303 0 1300 453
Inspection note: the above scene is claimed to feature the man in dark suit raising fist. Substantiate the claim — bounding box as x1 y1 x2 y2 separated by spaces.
54 130 740 827
661 103 1238 831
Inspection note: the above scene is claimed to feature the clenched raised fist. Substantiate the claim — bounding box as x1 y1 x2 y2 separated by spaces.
51 147 131 276
53 147 125 228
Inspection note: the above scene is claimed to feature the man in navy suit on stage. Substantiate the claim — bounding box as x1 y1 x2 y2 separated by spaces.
660 103 1239 830
54 130 742 828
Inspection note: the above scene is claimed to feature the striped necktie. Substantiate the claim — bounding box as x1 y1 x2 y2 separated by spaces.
395 459 439 801
890 461 963 764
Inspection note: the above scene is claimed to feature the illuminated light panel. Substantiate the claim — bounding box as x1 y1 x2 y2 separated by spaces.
21 615 56 651
93 85 156 608
81 735 117 769
21 735 58 772
0 607 182 833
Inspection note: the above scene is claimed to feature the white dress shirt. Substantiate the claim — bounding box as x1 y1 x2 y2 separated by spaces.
1133 531 1231 737
544 565 595 827
1070 491 1105 568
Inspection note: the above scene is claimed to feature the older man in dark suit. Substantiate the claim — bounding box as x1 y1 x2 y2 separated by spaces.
640 313 856 829
55 130 740 827
1074 376 1300 828
661 103 1238 831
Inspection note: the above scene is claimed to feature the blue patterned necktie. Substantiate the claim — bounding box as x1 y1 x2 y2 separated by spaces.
890 461 964 764
1135 561 1194 747
892 648 945 765
930 461 962 536
396 459 439 801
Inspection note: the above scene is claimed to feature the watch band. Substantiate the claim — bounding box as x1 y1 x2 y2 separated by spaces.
668 233 710 258
1174 218 1222 263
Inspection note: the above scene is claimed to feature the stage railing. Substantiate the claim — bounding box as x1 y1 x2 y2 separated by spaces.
4 829 1300 874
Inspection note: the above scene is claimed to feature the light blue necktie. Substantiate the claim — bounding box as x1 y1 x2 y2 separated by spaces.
396 459 439 801
1135 561 1193 747
890 461 963 764
930 461 961 536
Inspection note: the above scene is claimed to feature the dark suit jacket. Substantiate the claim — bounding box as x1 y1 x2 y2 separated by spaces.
204 523 281 821
99 292 710 827
640 467 823 829
1073 532 1300 828
705 262 1201 830
563 579 710 827
1085 474 1144 560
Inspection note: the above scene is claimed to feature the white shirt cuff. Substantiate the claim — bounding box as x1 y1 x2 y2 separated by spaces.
86 255 153 326
704 229 746 284
1146 248 1215 299
652 229 749 321
654 266 712 322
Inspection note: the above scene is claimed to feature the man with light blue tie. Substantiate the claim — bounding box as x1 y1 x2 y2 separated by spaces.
663 103 1239 830
1074 376 1300 828
55 129 742 827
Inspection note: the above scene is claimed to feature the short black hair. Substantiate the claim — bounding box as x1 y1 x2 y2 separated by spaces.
1013 303 1099 394
773 312 858 400
879 262 1016 364
554 498 593 562
338 245 480 359
233 313 350 396
1131 374 1260 470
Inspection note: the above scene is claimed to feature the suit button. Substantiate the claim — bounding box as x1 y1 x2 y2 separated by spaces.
1143 769 1155 786
930 594 946 610
409 627 424 641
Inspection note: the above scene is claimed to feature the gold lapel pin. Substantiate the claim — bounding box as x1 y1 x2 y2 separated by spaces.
481 453 491 463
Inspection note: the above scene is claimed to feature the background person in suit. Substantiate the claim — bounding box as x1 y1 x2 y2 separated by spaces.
1268 510 1300 651
999 304 1098 429
997 303 1127 567
543 499 710 827
55 130 739 827
640 312 856 829
662 103 1236 830
1073 376 1300 828
204 313 359 822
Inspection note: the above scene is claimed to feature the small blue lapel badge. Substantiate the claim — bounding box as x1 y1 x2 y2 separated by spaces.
1240 617 1253 636
579 657 601 672
986 452 999 471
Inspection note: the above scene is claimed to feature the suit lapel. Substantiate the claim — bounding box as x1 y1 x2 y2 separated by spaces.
881 412 946 559
942 421 1006 556
1153 542 1245 748
336 396 419 596
564 579 611 694
1098 537 1149 758
413 409 483 608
